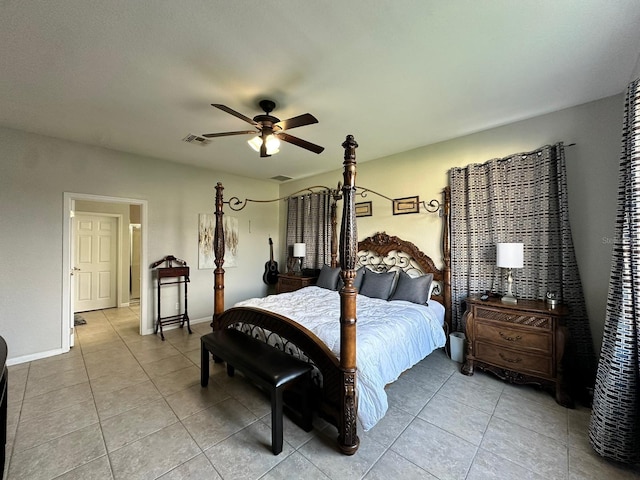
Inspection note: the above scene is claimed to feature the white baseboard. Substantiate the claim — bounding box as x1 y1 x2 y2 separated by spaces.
8 347 68 366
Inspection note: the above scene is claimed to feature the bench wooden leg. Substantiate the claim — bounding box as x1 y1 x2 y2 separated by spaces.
226 364 235 377
300 374 313 432
201 343 210 387
271 386 284 455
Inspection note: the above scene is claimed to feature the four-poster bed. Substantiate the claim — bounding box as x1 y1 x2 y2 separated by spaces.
209 135 452 455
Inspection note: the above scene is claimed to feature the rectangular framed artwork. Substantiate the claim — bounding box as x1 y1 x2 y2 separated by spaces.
392 196 420 215
355 201 373 217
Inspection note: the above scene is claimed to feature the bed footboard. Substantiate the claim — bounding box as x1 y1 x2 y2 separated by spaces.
213 307 344 430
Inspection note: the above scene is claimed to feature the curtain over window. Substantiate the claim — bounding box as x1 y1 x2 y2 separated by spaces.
286 192 331 271
589 78 640 465
449 144 596 393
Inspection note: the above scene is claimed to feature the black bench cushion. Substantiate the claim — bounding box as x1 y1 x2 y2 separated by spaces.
202 329 312 388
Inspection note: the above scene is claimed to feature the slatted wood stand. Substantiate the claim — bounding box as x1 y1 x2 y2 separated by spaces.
151 255 192 340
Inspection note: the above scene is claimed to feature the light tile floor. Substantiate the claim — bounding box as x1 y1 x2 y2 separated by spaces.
4 306 639 479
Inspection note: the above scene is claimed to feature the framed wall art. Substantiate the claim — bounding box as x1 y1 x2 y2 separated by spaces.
355 201 373 217
392 196 420 215
199 214 238 268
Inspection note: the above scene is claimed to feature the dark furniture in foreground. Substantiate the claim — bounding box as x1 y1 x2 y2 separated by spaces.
276 274 317 294
201 329 313 455
1 336 7 478
462 295 572 407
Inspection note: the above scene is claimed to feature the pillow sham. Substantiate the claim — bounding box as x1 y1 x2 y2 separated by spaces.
359 269 396 300
389 270 433 304
316 265 341 290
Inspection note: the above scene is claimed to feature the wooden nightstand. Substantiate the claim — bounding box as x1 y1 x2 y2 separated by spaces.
276 274 317 294
461 295 572 407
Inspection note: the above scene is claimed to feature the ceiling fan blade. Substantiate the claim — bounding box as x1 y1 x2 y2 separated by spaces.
274 113 318 131
211 104 258 125
278 132 325 154
202 130 257 138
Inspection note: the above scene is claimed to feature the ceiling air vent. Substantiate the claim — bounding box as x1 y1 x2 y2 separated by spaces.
271 175 292 182
182 134 211 146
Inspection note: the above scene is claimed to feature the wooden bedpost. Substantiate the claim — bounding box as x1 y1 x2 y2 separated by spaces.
338 135 360 455
212 182 225 330
442 186 452 333
330 185 341 268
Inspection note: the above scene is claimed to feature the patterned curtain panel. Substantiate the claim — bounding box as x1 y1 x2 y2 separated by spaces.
286 192 331 271
589 79 640 465
449 144 596 392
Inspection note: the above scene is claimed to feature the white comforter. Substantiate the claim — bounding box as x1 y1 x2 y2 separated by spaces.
234 286 446 430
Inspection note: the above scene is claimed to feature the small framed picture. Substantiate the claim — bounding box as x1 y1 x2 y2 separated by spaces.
393 196 419 215
355 201 372 217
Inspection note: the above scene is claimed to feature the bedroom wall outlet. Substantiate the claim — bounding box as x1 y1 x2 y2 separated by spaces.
175 302 180 311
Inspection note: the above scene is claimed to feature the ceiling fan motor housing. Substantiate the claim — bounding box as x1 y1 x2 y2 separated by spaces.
258 99 276 114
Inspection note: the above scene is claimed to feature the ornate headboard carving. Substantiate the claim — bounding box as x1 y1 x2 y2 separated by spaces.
357 232 447 305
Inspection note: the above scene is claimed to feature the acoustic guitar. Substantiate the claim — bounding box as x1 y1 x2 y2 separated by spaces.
263 237 279 285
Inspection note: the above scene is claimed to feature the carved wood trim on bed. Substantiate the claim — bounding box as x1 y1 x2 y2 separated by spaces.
210 135 451 455
337 135 359 454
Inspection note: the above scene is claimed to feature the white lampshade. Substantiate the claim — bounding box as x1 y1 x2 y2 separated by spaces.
293 243 306 258
496 243 524 269
247 134 280 155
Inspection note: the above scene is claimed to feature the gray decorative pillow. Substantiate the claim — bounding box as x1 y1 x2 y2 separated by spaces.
316 265 341 290
390 271 434 304
359 270 396 300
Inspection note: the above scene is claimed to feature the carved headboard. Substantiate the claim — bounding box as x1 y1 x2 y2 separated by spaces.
357 232 447 307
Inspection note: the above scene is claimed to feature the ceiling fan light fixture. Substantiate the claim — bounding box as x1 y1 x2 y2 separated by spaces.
248 134 280 155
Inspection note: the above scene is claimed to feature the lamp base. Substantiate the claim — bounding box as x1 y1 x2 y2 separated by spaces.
501 295 518 305
292 257 303 276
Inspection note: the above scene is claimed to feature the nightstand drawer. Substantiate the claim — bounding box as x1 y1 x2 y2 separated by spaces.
476 342 553 377
474 307 552 331
279 277 301 289
476 323 552 355
276 274 317 294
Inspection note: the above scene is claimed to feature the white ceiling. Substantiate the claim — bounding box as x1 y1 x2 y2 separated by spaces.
1 1 639 182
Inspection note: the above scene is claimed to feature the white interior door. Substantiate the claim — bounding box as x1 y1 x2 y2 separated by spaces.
74 214 118 312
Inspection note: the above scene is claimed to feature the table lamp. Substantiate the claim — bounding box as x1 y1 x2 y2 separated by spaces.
496 242 524 304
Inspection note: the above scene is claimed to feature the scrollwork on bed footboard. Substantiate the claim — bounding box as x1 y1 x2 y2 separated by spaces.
231 322 323 388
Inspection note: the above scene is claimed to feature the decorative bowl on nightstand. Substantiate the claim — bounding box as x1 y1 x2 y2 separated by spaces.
546 291 559 307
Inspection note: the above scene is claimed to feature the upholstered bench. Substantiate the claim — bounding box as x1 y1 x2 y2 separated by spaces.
201 329 313 455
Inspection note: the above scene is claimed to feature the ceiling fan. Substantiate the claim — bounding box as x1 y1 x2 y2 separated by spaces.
203 100 325 158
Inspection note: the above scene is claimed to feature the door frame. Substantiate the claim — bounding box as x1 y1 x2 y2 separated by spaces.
62 193 149 352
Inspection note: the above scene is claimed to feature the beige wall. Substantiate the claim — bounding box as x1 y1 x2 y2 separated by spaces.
0 126 279 363
280 94 624 354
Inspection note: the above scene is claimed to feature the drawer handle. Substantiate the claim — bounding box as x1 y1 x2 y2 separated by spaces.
499 353 522 364
499 332 522 342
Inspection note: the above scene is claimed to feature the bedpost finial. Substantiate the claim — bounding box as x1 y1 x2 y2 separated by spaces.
342 135 358 161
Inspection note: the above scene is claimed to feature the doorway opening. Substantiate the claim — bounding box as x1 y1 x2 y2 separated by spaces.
62 193 148 352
